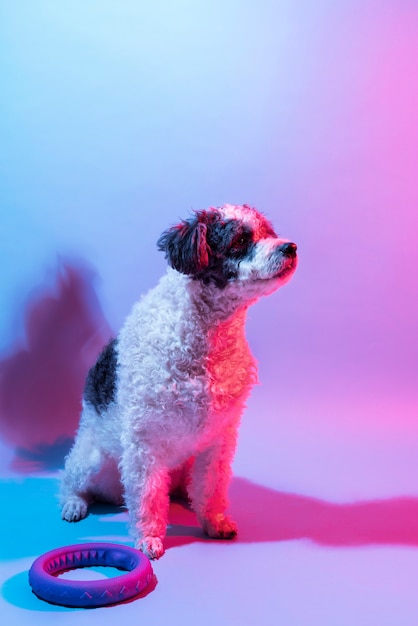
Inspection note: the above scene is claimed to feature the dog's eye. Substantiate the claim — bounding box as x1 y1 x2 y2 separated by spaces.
231 233 250 251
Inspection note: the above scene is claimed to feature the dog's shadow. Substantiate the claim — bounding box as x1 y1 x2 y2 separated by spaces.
163 477 418 551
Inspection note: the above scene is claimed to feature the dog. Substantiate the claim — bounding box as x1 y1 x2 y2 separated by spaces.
60 204 298 559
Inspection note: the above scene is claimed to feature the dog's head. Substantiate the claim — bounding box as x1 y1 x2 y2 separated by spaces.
157 204 297 297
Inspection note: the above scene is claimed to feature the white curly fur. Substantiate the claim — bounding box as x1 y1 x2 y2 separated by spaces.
60 204 297 559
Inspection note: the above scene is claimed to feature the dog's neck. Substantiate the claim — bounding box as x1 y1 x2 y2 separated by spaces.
182 274 254 324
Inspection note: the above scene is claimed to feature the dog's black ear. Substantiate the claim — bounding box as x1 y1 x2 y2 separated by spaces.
157 213 211 275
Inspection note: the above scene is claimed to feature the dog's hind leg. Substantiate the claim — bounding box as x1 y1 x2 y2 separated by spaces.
59 418 107 522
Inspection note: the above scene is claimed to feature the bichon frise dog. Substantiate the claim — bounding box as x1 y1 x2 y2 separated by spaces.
60 204 297 559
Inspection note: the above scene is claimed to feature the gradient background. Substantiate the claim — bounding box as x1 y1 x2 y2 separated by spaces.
1 1 418 624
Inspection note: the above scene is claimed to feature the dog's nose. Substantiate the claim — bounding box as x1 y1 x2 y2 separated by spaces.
279 242 297 258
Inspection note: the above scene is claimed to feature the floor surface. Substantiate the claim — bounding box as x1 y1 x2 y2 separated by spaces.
1 386 418 625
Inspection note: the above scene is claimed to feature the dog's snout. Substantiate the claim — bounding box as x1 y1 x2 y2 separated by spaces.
279 242 297 258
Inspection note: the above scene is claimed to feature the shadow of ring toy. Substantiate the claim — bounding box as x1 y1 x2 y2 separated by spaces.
28 542 154 608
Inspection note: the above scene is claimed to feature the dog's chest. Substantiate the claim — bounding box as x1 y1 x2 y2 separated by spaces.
204 313 257 412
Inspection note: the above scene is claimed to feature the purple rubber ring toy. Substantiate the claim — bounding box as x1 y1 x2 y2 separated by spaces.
28 542 153 608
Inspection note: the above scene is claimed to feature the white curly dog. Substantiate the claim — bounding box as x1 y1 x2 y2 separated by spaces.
60 204 298 559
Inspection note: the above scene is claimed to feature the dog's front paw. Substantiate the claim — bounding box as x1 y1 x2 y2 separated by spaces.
136 536 165 560
61 497 88 522
202 514 238 540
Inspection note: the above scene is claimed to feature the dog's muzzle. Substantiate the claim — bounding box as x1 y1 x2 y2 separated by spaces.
267 241 297 280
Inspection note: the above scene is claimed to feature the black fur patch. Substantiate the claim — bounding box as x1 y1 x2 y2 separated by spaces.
84 339 118 414
157 212 212 276
201 219 255 288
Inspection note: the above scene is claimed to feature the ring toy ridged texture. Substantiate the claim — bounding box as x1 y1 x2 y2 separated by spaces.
28 542 154 608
